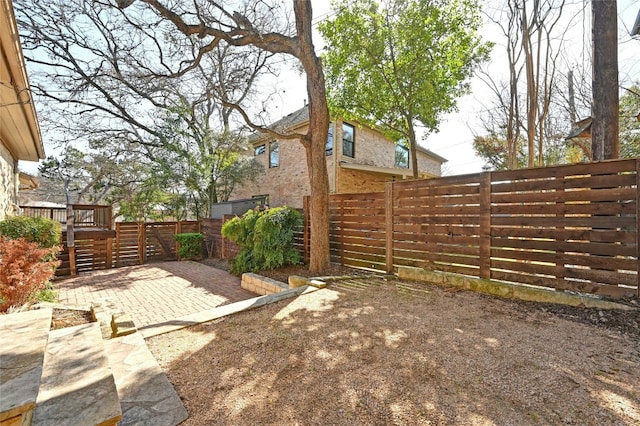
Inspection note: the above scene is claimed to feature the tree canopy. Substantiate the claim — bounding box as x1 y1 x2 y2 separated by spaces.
319 0 490 177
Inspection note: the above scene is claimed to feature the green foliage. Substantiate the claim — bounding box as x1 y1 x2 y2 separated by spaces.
473 134 527 171
620 86 640 158
222 207 303 274
35 282 58 304
319 0 491 145
0 216 61 248
174 233 204 259
0 237 61 312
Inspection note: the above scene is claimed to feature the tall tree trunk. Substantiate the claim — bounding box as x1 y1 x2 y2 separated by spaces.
591 0 619 160
295 1 331 273
522 1 537 168
408 118 419 179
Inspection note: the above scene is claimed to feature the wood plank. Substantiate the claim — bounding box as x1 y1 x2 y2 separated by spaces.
490 238 636 257
491 172 636 193
491 215 635 229
491 187 637 204
385 182 394 273
491 227 636 244
490 248 637 271
491 158 636 182
492 201 635 216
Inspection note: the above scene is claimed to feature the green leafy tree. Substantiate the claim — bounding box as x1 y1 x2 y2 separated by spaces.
319 0 490 178
620 86 640 158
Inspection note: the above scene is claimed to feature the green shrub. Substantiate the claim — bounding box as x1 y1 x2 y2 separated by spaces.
34 282 58 304
0 216 61 248
222 207 303 274
174 233 204 259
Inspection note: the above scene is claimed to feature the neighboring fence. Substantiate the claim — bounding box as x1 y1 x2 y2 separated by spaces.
327 158 639 299
57 221 199 276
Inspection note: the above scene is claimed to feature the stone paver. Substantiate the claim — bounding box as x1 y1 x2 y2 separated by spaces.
104 332 188 426
0 308 52 424
55 261 255 330
33 323 122 426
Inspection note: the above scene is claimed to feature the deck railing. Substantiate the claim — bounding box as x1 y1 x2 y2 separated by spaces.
20 204 113 229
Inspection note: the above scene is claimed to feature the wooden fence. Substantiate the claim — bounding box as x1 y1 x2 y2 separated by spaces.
50 158 639 299
57 221 200 276
327 158 639 299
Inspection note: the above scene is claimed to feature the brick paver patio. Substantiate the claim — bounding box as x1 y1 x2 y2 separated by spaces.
55 261 255 330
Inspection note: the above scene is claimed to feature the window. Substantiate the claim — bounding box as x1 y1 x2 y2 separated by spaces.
326 124 334 155
342 123 355 158
269 141 279 168
254 144 265 156
395 143 409 168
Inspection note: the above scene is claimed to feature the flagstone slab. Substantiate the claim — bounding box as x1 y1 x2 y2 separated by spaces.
0 308 52 424
104 332 188 426
32 323 122 426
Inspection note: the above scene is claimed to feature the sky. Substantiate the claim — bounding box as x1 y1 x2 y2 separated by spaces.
271 0 640 176
19 0 640 177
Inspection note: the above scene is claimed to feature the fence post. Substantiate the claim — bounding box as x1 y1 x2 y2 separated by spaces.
221 216 227 259
636 159 640 297
303 196 310 263
140 223 147 264
115 223 121 268
479 172 491 279
66 204 77 276
385 182 394 273
105 237 113 269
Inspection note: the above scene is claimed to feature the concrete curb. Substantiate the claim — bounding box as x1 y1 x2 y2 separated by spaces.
398 266 637 311
140 285 320 338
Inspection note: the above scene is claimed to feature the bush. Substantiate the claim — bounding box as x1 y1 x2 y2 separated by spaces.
174 233 204 259
0 216 61 248
222 207 303 274
0 237 61 312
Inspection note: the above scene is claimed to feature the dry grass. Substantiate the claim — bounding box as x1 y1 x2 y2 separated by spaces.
147 276 640 425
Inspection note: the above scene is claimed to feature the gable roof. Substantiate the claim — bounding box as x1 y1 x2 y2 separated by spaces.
250 106 447 163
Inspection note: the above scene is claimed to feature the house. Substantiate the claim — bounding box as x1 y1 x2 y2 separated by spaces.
230 106 446 208
0 0 45 220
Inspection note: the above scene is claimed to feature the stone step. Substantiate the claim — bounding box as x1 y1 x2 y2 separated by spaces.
104 332 188 426
32 323 122 426
0 308 53 426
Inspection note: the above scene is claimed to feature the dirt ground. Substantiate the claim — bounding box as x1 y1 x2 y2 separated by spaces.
147 268 640 425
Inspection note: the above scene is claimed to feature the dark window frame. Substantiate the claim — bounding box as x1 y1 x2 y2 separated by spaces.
395 143 410 168
342 122 355 158
269 141 279 168
326 123 334 156
254 144 266 156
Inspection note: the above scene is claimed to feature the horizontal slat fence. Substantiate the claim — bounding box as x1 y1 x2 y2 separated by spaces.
51 158 640 299
57 221 200 276
328 192 387 270
325 158 639 299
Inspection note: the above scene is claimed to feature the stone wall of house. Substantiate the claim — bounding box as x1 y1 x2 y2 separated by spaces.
229 119 443 211
232 134 313 209
0 142 19 220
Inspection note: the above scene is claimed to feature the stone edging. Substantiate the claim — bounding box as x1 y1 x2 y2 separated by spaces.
398 266 637 311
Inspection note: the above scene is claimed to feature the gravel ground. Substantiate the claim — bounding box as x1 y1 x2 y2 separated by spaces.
148 271 640 425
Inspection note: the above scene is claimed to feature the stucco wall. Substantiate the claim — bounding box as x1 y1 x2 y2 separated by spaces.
230 120 443 210
0 142 18 220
